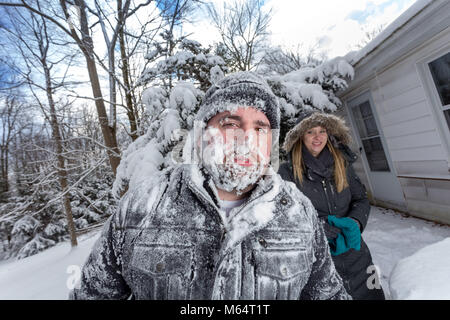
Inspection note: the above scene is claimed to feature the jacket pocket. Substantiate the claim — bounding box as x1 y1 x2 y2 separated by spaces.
253 240 312 300
130 244 193 299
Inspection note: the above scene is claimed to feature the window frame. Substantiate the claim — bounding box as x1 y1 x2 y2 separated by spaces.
428 52 450 110
416 45 450 167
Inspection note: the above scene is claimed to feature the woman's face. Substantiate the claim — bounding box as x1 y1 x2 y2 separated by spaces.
302 126 328 157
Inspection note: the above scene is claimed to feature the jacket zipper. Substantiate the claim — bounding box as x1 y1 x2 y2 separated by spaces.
321 179 333 215
220 227 227 243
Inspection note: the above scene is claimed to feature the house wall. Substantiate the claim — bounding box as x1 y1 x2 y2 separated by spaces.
338 27 450 225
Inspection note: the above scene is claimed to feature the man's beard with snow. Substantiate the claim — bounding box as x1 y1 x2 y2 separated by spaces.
201 127 270 195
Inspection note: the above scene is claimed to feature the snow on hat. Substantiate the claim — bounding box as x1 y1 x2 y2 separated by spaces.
283 112 352 153
196 71 280 130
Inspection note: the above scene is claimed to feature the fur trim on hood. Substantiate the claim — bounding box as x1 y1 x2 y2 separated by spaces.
283 112 352 153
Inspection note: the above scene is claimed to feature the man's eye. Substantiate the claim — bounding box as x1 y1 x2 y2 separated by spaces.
257 127 268 134
222 122 239 128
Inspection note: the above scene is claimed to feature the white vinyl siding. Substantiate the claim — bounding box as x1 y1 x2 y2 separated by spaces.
338 22 450 224
367 28 450 171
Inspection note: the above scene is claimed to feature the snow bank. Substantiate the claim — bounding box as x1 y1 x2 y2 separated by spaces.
389 237 450 300
0 231 100 300
362 206 450 299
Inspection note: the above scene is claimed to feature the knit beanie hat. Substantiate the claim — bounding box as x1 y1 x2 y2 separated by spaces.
196 71 280 131
283 112 352 153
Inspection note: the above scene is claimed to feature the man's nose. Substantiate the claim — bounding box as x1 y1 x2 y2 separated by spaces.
229 128 255 140
244 129 254 139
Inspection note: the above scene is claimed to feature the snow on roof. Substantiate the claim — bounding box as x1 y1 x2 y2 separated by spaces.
347 0 435 66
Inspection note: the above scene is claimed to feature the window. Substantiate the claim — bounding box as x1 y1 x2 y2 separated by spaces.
428 52 450 130
351 101 390 172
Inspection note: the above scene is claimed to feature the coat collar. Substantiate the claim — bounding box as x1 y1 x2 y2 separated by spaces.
287 142 358 181
220 166 282 252
302 145 334 180
185 164 285 256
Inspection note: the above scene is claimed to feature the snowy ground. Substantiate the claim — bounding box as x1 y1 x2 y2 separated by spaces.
0 206 448 300
363 207 450 299
0 230 101 300
389 237 450 299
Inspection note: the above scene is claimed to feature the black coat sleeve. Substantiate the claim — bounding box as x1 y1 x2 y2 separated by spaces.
300 208 351 300
69 197 132 300
346 164 371 232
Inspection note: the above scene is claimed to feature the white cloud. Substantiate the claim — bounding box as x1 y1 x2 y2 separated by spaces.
182 13 221 45
262 0 417 58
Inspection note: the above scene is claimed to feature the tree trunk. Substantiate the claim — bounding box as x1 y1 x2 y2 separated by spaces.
3 145 8 193
83 54 121 175
74 0 121 175
118 21 138 141
108 48 117 132
0 147 8 193
43 64 78 247
0 113 9 192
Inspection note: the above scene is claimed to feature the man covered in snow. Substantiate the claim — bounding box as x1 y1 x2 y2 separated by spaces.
70 72 350 300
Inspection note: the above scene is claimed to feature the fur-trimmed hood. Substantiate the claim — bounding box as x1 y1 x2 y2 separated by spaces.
283 112 353 153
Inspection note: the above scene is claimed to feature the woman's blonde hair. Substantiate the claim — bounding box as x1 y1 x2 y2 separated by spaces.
292 138 349 193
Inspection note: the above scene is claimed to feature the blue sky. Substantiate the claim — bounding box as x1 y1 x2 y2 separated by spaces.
0 54 21 90
348 0 414 23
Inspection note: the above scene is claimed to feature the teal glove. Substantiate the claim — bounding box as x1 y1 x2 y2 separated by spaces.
327 215 361 254
328 233 348 256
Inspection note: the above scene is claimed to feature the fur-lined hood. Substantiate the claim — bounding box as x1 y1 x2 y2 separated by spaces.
283 112 352 153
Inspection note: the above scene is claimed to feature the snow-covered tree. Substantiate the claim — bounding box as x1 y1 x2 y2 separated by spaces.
0 93 27 195
260 44 327 76
266 56 355 156
0 6 81 247
112 79 206 198
0 163 116 259
0 0 123 175
138 38 228 91
112 35 227 197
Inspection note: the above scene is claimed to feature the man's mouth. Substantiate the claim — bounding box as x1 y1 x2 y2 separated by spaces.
234 157 254 166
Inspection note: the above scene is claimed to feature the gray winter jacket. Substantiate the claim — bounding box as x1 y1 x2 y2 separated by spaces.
71 164 351 300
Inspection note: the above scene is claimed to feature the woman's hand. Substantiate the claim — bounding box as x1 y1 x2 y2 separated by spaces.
327 215 361 253
350 217 361 231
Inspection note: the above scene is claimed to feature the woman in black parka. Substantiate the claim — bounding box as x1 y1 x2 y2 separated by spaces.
278 112 385 300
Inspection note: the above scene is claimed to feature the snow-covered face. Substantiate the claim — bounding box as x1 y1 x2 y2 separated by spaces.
303 126 328 157
202 107 272 195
